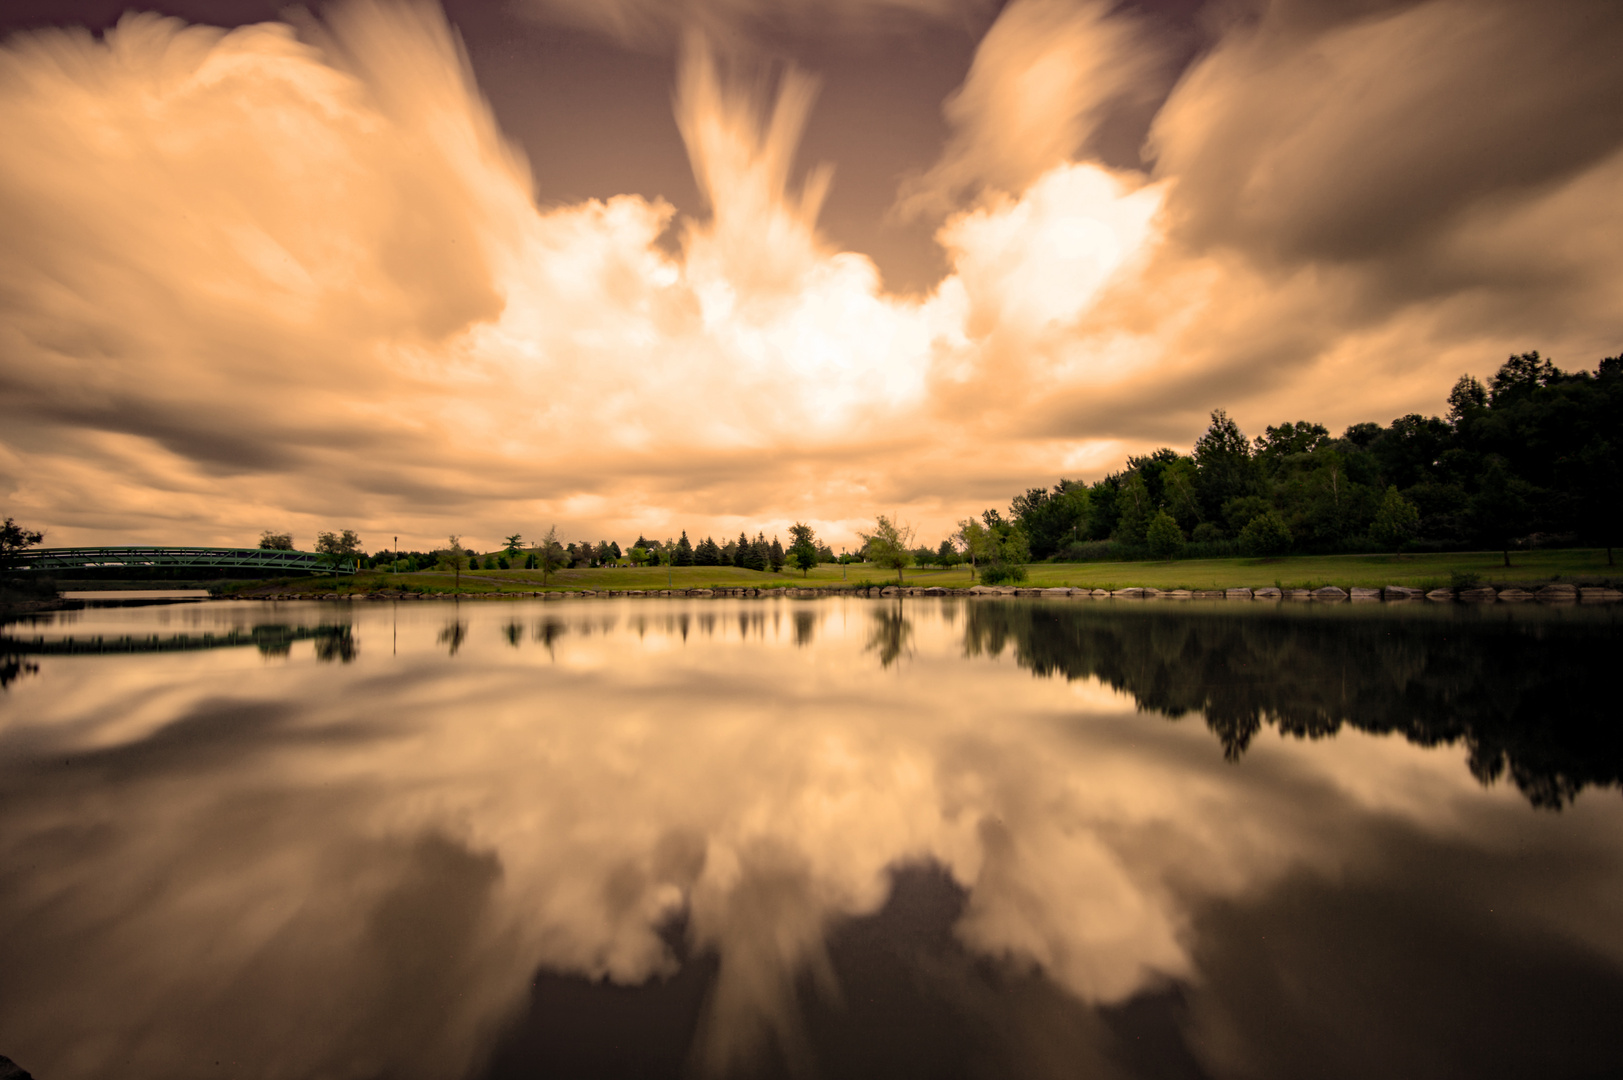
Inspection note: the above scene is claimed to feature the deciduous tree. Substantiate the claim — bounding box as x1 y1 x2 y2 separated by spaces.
859 515 915 585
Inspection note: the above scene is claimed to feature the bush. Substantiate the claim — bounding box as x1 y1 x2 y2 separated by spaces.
1191 521 1225 543
980 563 1028 585
1369 485 1422 550
1146 511 1186 560
1239 511 1293 557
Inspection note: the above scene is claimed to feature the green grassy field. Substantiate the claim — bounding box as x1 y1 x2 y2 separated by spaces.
236 548 1618 595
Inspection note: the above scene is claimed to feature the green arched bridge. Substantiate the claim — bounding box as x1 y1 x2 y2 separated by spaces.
15 546 354 574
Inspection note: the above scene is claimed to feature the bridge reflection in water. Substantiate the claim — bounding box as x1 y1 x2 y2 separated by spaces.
0 624 356 661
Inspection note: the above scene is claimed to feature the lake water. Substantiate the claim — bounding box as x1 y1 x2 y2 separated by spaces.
2 596 1620 1080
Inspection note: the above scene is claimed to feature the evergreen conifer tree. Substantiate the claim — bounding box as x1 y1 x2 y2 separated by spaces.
733 532 751 567
676 531 695 565
769 535 785 571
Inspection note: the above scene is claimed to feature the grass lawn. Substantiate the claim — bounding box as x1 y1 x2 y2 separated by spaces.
238 548 1617 595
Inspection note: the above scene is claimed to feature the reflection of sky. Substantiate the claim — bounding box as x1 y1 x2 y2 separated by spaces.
2 599 1622 1079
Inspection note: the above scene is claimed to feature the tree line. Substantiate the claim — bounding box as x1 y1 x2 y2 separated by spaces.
977 351 1622 569
256 523 843 580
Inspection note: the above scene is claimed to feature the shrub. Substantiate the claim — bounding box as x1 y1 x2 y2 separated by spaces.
1191 521 1225 543
980 563 1029 585
1239 511 1293 557
1369 485 1422 550
1146 510 1186 560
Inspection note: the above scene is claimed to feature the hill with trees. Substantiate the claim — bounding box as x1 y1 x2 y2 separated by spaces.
984 352 1620 567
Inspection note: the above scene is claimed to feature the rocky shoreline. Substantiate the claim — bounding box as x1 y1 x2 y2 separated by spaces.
232 582 1621 603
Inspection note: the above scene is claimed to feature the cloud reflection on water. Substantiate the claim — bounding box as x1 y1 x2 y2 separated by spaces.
0 597 1619 1080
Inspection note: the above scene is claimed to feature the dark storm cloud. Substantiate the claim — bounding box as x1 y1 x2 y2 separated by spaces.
1151 0 1623 268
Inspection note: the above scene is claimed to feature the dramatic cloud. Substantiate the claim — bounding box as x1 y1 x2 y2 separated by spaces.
1 0 1619 550
897 0 1164 217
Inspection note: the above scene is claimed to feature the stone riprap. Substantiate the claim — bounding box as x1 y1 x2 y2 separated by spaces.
238 580 1618 603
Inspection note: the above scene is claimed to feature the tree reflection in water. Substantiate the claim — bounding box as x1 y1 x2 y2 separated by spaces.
531 618 565 658
791 609 816 648
312 626 359 664
438 619 468 657
864 603 913 669
961 601 1623 808
0 655 37 688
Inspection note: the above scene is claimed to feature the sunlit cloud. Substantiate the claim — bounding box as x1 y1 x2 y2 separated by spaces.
1 0 1620 550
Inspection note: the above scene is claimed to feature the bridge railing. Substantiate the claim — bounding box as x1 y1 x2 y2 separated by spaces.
13 546 350 574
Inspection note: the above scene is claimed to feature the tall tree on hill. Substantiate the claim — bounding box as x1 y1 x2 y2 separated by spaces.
440 536 468 591
787 523 818 577
535 526 563 585
1193 409 1260 522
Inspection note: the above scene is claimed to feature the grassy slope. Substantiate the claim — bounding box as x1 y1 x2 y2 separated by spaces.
243 548 1617 595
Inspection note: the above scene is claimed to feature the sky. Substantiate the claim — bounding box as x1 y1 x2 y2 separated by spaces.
1 0 1620 554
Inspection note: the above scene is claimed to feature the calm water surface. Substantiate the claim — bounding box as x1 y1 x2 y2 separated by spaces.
1 597 1620 1079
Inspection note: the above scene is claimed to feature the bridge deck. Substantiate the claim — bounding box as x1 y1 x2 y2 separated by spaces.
15 546 350 574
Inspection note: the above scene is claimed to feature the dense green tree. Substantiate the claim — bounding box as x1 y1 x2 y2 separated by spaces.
1471 457 1536 567
732 532 750 568
747 532 770 571
1145 510 1185 559
768 535 785 572
695 536 722 566
1369 485 1421 550
787 523 819 576
258 530 294 551
675 532 695 566
1113 472 1153 544
315 529 363 573
1193 409 1260 520
1010 480 1090 558
1239 510 1292 557
1084 475 1122 541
